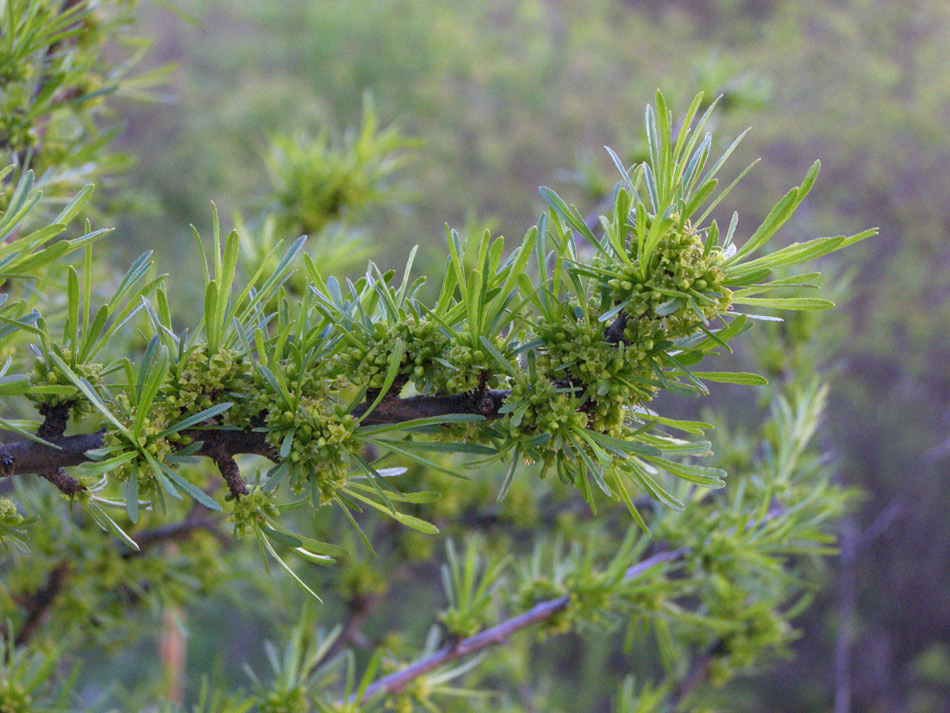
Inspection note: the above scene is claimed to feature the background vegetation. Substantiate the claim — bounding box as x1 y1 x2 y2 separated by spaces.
2 0 948 711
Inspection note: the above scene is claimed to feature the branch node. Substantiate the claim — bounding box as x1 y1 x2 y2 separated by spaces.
37 401 72 441
477 390 496 416
39 468 85 496
214 454 248 499
604 310 629 344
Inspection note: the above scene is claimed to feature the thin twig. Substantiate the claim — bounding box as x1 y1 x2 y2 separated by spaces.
35 403 85 495
668 640 726 711
351 547 689 703
354 596 570 702
12 561 71 646
211 452 248 498
857 499 904 549
351 507 786 706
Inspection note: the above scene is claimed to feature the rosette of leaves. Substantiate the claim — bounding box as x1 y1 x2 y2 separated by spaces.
266 94 414 237
316 247 451 394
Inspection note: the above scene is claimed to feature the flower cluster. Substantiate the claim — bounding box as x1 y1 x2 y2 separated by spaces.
0 498 24 530
339 316 449 391
231 358 333 423
28 350 103 420
606 221 731 344
433 332 509 393
534 313 649 434
0 674 32 713
263 397 359 501
102 393 174 486
503 372 588 462
228 487 279 539
164 348 248 416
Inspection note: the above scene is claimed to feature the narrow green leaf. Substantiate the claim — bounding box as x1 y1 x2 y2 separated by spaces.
49 353 130 437
381 440 496 455
345 490 439 534
146 454 222 511
365 439 469 479
258 527 323 602
87 501 139 552
356 413 484 436
733 297 834 311
726 229 877 276
204 280 219 351
106 252 154 312
648 457 726 488
612 471 649 534
539 187 608 258
79 451 138 477
123 470 139 524
479 335 517 376
157 402 233 437
65 267 79 347
605 145 635 193
133 343 169 435
261 521 347 557
727 161 821 264
347 483 440 504
692 371 768 385
79 305 110 362
54 185 94 224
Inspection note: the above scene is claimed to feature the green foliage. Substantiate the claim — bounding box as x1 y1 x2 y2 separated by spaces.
0 0 163 216
266 94 413 238
236 96 414 304
439 538 509 637
0 633 76 713
0 498 28 553
0 2 880 711
2 86 865 708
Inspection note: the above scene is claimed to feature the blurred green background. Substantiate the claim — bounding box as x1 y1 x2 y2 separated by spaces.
105 0 950 710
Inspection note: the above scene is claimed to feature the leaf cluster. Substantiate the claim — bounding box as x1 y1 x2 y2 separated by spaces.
0 92 874 577
0 11 873 707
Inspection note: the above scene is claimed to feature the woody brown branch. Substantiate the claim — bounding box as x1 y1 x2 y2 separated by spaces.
36 402 85 495
0 390 512 481
0 312 629 489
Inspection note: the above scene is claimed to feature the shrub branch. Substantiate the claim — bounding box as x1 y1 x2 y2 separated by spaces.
0 387 515 484
353 507 785 704
351 546 689 703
